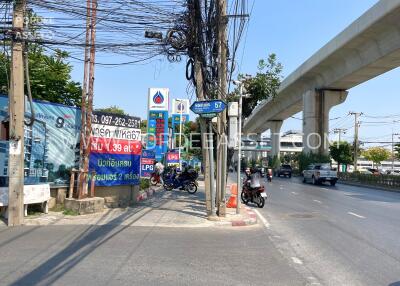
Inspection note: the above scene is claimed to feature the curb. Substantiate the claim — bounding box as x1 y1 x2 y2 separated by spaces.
215 206 258 227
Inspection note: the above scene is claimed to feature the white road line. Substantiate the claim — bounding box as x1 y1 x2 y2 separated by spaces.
347 212 366 219
253 209 270 229
291 257 303 265
313 199 322 204
291 192 298 195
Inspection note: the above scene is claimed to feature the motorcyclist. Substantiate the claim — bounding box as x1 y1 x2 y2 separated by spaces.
154 161 165 184
178 162 191 182
248 167 262 196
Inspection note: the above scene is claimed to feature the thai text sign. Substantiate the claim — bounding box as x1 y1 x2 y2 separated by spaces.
90 112 142 186
140 150 155 179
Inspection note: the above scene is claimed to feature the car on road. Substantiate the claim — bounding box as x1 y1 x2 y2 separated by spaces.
275 164 293 178
302 163 338 186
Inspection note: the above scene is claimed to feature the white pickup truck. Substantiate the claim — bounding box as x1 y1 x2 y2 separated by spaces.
303 163 338 186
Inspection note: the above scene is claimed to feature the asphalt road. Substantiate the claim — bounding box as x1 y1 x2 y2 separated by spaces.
255 176 400 286
0 213 307 285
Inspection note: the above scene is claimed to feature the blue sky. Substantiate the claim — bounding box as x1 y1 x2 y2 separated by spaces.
68 0 400 146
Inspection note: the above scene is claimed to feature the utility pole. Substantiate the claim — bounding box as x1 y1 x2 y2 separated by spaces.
78 0 97 198
391 132 400 172
8 0 26 226
216 0 228 217
235 83 244 215
333 128 347 143
349 112 362 171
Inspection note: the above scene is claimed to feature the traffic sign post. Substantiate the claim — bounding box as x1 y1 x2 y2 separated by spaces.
190 100 227 118
190 100 227 218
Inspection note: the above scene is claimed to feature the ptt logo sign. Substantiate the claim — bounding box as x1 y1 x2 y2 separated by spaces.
153 91 164 104
148 88 169 111
172 99 190 115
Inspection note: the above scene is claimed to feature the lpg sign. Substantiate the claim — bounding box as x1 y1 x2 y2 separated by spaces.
140 150 155 178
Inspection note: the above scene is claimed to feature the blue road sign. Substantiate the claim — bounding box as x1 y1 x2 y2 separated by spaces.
190 100 227 115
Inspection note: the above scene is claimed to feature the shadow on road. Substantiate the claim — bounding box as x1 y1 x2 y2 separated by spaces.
6 189 209 285
6 191 176 285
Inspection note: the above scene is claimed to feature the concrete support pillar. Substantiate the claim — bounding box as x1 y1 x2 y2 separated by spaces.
303 89 348 155
270 121 283 160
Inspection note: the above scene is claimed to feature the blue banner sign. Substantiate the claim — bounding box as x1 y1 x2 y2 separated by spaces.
190 100 227 115
140 150 155 179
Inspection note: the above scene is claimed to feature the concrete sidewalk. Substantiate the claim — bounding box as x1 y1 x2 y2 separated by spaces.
22 181 257 228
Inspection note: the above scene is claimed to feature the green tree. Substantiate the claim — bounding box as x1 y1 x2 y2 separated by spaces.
330 141 353 172
95 105 126 115
0 12 82 106
362 147 390 168
395 143 400 160
229 53 283 118
1 47 82 106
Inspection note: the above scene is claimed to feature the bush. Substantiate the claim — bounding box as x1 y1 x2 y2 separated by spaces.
298 152 330 172
339 172 400 189
140 178 150 190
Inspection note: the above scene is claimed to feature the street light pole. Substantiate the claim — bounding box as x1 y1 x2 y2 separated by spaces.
236 84 243 215
178 99 183 169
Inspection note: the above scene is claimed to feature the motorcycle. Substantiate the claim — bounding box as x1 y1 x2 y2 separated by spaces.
163 170 198 194
241 178 267 208
266 168 272 182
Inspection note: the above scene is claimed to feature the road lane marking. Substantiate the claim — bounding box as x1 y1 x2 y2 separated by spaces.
253 209 270 229
348 212 366 219
313 199 322 204
291 257 303 265
291 192 298 195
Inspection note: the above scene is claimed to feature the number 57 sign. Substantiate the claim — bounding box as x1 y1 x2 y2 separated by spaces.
190 100 227 115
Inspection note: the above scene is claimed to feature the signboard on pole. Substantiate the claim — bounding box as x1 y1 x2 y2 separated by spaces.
140 150 155 179
190 100 227 115
147 88 169 161
166 151 180 168
90 111 142 186
172 99 190 115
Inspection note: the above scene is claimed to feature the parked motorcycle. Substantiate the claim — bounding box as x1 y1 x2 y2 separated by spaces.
241 176 267 208
163 169 198 194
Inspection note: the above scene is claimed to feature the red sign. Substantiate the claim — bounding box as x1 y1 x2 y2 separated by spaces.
91 137 142 155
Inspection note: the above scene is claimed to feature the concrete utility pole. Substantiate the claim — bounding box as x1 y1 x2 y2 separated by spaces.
391 132 400 172
333 128 347 143
209 122 216 217
78 0 97 198
350 112 362 171
236 83 244 215
216 0 228 217
8 0 26 226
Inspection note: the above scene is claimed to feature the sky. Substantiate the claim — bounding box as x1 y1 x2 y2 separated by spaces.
68 0 400 147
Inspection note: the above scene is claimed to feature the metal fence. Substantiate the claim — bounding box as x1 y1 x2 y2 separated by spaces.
338 172 400 189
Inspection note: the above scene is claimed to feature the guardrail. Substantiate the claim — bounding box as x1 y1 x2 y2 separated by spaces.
338 172 400 190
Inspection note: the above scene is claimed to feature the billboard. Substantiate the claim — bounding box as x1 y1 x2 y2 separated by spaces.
0 95 81 186
0 95 142 187
90 112 142 186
